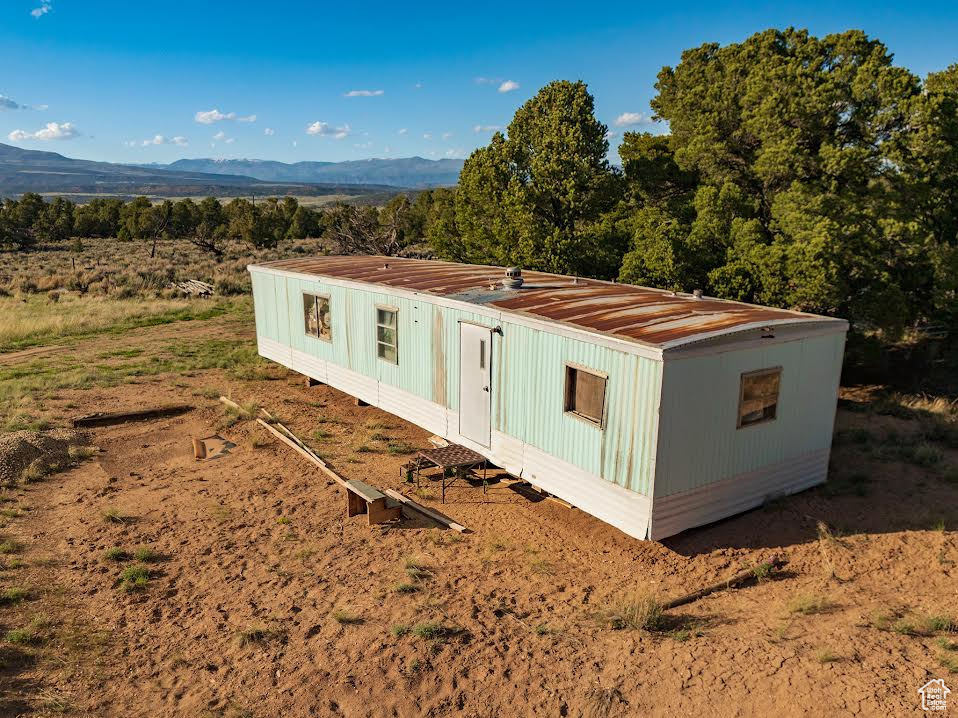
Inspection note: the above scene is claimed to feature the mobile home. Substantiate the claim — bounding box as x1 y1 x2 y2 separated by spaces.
248 256 847 540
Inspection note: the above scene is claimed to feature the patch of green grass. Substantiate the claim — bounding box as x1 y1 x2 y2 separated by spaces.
939 654 958 674
411 622 453 640
787 594 832 615
393 582 419 594
0 539 22 554
103 547 128 561
68 445 97 460
311 429 332 441
331 609 362 625
533 623 552 636
387 442 416 455
4 628 36 645
936 637 958 651
923 615 957 633
391 624 411 637
276 516 290 525
0 586 29 605
133 546 160 563
0 508 22 519
118 564 150 592
197 386 221 400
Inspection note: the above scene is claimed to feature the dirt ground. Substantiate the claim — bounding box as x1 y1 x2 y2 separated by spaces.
1 314 957 717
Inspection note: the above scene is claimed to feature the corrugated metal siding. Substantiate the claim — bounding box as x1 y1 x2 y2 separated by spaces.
495 325 662 496
250 266 662 500
649 448 829 539
654 332 845 497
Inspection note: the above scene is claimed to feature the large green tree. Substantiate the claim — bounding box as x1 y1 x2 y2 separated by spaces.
619 28 932 335
447 80 623 276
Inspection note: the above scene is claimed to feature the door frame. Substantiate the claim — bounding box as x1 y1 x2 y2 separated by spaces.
457 321 493 448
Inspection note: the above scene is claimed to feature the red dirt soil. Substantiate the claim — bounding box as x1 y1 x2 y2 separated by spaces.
1 319 957 717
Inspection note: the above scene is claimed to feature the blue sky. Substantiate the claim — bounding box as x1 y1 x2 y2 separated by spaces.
1 0 956 165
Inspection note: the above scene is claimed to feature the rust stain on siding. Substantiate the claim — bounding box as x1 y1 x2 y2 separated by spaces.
432 309 447 407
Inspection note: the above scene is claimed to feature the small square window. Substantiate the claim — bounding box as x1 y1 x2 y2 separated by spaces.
738 368 781 428
303 293 331 341
564 365 606 426
376 307 398 364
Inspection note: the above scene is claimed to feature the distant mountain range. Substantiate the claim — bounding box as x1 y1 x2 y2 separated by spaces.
140 156 465 189
0 142 464 200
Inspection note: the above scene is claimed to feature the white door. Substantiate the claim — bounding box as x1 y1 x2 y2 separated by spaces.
459 323 492 447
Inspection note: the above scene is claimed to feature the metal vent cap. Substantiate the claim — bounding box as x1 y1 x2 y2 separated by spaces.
502 266 524 289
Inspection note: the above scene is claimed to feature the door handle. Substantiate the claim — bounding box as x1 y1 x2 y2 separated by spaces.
482 386 489 392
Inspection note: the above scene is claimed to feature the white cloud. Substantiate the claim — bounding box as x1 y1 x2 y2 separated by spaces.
472 124 501 133
353 141 373 150
0 95 25 111
343 89 384 97
475 77 499 85
444 148 465 159
614 112 653 127
7 121 79 141
423 133 432 140
264 127 275 136
194 108 253 124
138 134 189 147
604 130 617 141
414 82 423 90
212 130 226 141
441 132 453 140
31 2 51 18
498 80 520 93
397 128 408 135
306 121 350 140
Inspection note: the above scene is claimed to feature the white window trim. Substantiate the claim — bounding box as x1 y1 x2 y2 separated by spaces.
376 304 399 365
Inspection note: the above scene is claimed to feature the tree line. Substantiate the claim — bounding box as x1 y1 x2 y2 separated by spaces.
2 28 956 343
437 28 958 340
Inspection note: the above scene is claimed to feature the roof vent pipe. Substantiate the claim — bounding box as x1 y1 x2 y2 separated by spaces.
502 266 524 289
692 288 703 299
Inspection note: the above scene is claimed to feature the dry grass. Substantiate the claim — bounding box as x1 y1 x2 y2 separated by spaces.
604 594 664 631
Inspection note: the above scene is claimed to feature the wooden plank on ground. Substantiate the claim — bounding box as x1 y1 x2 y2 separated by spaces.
255 418 349 488
72 404 193 428
384 488 468 533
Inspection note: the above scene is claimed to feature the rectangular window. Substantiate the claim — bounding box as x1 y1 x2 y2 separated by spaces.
738 368 781 428
564 364 607 427
376 307 398 364
303 293 332 341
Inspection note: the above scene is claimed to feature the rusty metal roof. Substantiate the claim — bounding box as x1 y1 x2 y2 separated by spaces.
251 256 846 351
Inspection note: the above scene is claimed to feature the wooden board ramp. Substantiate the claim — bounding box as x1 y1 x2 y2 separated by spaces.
384 489 469 533
225 395 466 530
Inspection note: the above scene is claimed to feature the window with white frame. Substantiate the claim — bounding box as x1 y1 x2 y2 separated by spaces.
303 293 331 341
563 364 607 427
376 307 398 364
738 368 781 428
